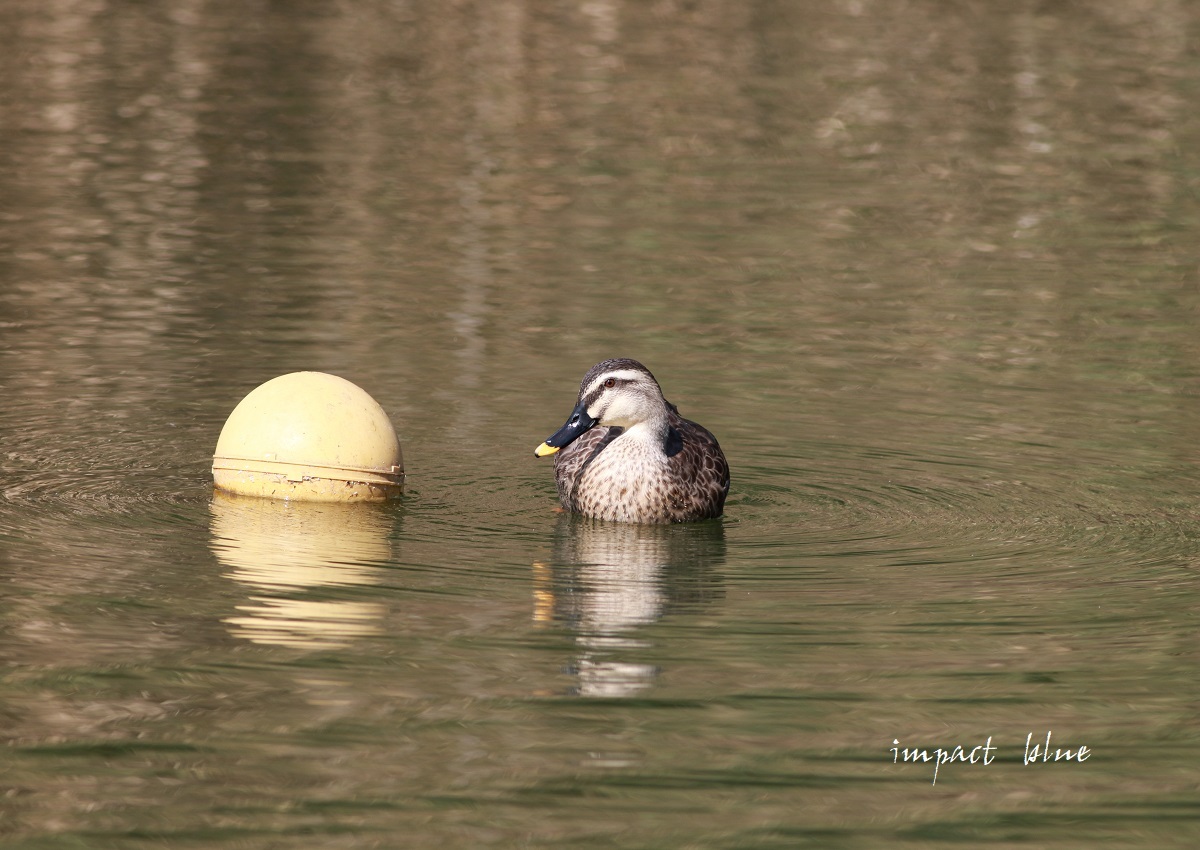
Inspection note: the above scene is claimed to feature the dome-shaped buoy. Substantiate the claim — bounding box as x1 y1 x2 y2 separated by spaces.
212 372 404 502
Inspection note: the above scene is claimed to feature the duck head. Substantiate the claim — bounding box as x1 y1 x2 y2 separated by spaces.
534 359 668 457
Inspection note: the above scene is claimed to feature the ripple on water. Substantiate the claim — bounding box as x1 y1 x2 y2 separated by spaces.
726 437 1200 585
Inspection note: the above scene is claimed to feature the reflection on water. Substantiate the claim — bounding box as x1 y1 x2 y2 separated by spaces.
208 493 397 649
536 515 724 696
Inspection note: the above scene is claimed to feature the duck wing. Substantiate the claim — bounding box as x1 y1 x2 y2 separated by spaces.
665 408 730 521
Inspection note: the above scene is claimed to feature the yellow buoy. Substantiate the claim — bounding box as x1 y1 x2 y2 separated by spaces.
212 372 404 502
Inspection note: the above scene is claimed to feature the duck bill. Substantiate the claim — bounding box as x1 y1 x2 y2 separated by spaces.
534 403 598 457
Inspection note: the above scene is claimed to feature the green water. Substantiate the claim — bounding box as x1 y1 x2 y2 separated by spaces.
2 1 1199 847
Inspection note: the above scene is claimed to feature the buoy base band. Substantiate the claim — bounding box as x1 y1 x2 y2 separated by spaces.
213 456 403 485
212 457 404 503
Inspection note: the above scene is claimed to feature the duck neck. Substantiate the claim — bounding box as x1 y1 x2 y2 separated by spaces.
616 410 671 456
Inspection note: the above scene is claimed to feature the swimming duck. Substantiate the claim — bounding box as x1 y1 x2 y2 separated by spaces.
534 358 730 524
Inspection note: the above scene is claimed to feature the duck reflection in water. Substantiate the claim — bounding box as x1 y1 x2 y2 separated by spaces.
534 514 725 698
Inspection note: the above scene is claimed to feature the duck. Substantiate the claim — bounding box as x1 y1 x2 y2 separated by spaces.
534 358 730 524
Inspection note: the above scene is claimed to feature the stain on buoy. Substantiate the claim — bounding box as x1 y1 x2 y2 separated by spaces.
212 372 404 502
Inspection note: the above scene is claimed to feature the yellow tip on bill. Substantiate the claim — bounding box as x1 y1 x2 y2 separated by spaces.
534 442 560 457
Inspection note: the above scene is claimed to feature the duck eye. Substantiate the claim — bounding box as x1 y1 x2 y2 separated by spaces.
604 378 616 388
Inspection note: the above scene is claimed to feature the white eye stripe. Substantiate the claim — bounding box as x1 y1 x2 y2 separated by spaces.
584 369 646 397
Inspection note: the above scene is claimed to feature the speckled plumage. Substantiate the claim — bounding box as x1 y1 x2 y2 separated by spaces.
536 359 730 524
